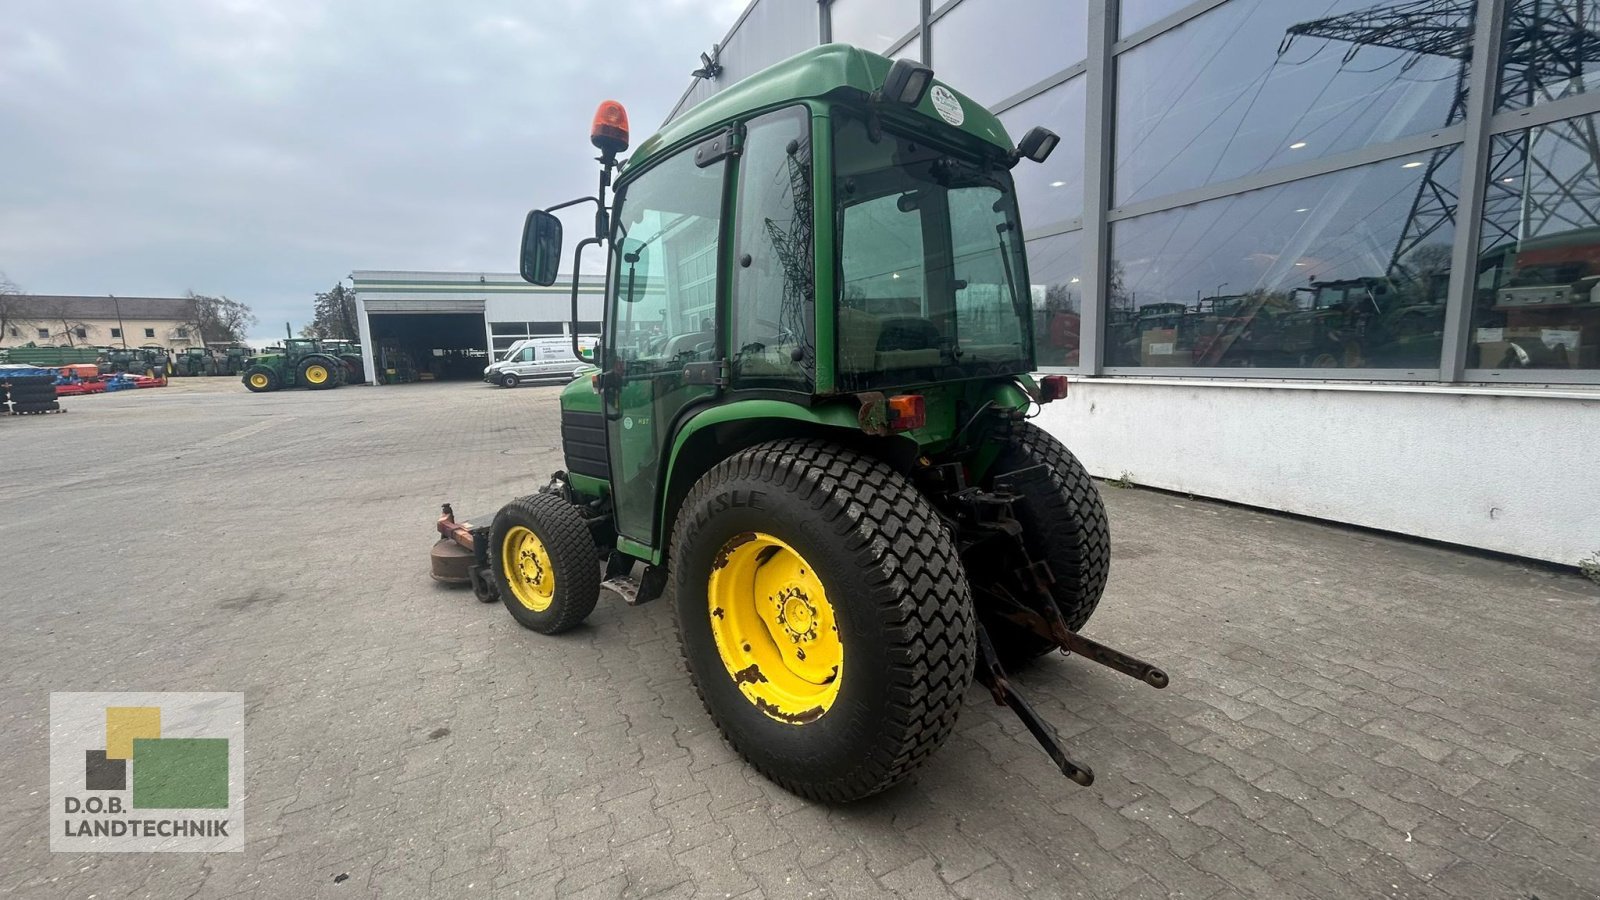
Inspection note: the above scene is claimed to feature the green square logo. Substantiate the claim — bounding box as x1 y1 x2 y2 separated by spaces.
131 738 229 809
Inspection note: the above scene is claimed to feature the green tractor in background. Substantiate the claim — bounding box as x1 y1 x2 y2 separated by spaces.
439 45 1168 802
241 338 346 393
174 347 218 377
318 339 366 383
222 344 252 377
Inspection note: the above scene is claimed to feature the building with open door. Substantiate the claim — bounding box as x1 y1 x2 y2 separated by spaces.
351 271 603 384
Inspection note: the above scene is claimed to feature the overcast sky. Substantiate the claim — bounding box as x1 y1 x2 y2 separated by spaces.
0 0 744 341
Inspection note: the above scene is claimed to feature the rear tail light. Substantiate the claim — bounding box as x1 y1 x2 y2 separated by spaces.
887 394 926 432
1037 375 1069 404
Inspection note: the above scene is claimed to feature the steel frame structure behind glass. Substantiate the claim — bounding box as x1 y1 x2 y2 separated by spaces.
818 0 1596 384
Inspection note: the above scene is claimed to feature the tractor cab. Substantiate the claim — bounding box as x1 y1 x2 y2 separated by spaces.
447 43 1165 802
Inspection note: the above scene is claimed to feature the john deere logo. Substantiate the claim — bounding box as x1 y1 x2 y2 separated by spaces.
51 692 244 852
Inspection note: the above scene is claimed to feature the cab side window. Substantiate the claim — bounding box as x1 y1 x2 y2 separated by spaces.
608 149 725 373
731 107 814 390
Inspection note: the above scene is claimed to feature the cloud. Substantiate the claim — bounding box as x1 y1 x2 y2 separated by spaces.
0 0 743 339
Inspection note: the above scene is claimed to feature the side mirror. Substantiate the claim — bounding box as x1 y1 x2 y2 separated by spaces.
1015 126 1060 164
520 210 563 286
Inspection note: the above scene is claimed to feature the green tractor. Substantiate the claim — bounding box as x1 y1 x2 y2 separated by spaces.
241 338 346 393
222 344 252 377
318 339 366 383
440 45 1165 801
175 347 218 377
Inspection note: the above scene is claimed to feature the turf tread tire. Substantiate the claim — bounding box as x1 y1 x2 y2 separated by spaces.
671 438 976 803
986 421 1110 662
489 492 601 634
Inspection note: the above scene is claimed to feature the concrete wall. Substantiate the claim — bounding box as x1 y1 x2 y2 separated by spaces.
1033 379 1600 566
483 293 601 325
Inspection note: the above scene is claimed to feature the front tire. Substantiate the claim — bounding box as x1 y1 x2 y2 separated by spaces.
489 493 600 634
500 372 519 388
985 422 1110 662
243 367 278 393
672 439 975 803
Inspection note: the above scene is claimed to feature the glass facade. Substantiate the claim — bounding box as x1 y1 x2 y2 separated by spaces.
759 0 1600 381
931 0 1087 107
829 0 918 53
1109 156 1457 369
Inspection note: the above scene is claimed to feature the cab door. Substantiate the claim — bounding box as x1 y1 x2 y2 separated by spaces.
602 136 729 547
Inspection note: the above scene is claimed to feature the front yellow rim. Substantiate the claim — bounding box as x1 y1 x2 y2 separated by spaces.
707 532 842 725
248 373 269 389
502 525 555 611
305 364 329 385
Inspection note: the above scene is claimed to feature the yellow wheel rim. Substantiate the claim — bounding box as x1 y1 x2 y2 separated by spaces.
707 532 842 725
502 525 555 611
305 364 328 385
248 373 269 389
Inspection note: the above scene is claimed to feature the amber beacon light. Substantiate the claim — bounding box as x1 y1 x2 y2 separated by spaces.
591 101 630 160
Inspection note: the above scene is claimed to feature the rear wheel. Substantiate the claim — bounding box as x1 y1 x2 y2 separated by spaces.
489 493 600 634
243 367 278 393
299 358 338 390
984 421 1110 663
672 439 975 802
500 372 519 388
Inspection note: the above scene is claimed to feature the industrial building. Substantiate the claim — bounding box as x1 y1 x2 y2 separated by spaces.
660 0 1598 564
350 271 603 383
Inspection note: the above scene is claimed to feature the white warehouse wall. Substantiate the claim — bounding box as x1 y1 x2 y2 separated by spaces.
1033 379 1600 566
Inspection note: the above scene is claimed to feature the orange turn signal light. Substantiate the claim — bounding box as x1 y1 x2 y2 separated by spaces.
591 100 630 157
1037 375 1069 404
887 394 926 432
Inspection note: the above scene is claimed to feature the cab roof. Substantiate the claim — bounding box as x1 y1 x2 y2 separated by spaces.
625 43 1015 176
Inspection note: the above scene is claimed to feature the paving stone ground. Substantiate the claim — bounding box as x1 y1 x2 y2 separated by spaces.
1 379 1596 899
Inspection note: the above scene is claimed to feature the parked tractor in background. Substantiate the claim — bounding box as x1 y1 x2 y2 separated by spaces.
430 46 1167 802
174 347 219 377
222 345 252 377
241 338 347 393
319 339 366 382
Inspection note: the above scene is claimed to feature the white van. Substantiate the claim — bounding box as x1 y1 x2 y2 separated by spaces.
483 337 592 387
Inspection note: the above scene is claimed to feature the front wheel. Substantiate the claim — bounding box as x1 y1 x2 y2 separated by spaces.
672 439 975 803
489 493 600 634
243 367 278 393
500 372 519 388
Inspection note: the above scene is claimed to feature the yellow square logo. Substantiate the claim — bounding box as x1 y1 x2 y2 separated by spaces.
105 707 160 760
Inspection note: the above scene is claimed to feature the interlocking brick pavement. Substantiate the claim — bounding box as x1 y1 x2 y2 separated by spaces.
1 379 1595 898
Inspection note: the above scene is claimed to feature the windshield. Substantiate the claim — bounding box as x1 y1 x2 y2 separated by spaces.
833 110 1031 391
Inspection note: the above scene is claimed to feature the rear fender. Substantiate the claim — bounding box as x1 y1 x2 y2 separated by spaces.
642 399 918 566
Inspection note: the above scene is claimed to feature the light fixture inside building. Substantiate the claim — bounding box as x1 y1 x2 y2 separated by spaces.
1069 277 1080 283
1401 161 1424 168
1050 180 1067 187
1294 207 1309 212
891 272 900 279
1289 141 1308 149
